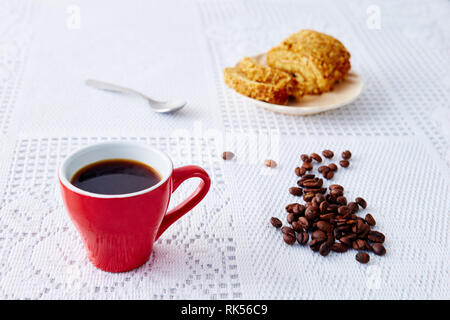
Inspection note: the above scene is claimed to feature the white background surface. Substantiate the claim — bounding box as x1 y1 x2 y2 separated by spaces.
0 0 449 299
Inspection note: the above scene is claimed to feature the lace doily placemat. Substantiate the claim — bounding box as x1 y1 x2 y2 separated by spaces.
0 0 449 299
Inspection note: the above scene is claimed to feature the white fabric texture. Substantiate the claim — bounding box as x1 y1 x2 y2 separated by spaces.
0 0 449 299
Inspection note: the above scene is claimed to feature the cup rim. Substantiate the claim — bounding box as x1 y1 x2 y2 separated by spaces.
58 141 173 199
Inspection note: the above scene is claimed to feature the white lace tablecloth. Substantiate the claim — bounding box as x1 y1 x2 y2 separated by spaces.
0 0 449 299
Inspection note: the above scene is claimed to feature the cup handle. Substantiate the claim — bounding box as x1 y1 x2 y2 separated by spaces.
155 165 211 240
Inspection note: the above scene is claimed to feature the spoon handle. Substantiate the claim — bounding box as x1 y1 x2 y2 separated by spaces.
85 79 159 103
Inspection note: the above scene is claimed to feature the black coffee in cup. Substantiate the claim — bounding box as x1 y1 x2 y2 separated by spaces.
71 159 161 195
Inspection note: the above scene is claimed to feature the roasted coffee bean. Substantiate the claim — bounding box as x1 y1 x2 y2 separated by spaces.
342 212 351 219
339 160 350 168
305 207 319 220
312 198 320 207
326 204 339 213
305 189 321 196
319 241 331 256
359 219 368 231
318 165 330 174
291 221 304 232
297 217 309 230
329 184 344 191
302 162 313 171
328 163 338 172
336 225 351 233
303 181 321 189
306 203 315 210
337 206 350 216
365 213 376 226
307 201 318 209
281 226 295 237
325 171 334 180
339 234 356 246
314 193 325 203
292 204 305 215
319 201 329 213
270 217 282 228
356 252 370 264
304 188 322 194
372 243 386 256
295 167 306 176
298 178 317 187
359 224 371 238
356 217 366 227
312 194 325 207
331 242 348 253
368 231 385 243
222 151 235 160
286 212 297 224
285 203 298 213
297 231 309 245
298 177 312 185
352 219 365 233
342 150 352 160
334 229 343 240
300 177 318 184
322 150 334 158
289 187 303 196
330 188 343 197
319 213 335 220
303 177 320 185
335 196 347 205
325 232 335 244
326 194 337 203
352 239 366 250
309 239 321 251
283 232 296 245
303 192 315 202
348 202 359 213
301 154 312 163
264 159 277 168
303 180 323 188
297 204 306 214
305 207 317 221
302 174 316 180
310 153 322 163
355 197 367 209
317 220 333 233
312 230 327 242
285 203 295 213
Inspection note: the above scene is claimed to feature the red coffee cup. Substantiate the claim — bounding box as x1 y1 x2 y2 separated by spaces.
59 141 211 272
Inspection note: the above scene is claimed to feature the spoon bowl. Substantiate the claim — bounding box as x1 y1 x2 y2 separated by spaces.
151 99 187 113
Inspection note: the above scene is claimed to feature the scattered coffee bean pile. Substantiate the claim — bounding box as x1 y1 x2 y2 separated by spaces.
271 150 386 264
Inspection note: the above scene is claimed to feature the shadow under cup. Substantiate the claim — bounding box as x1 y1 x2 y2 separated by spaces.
59 142 175 272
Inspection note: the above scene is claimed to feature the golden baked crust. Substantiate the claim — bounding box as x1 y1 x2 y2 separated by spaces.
267 30 351 94
223 67 290 105
237 57 304 99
